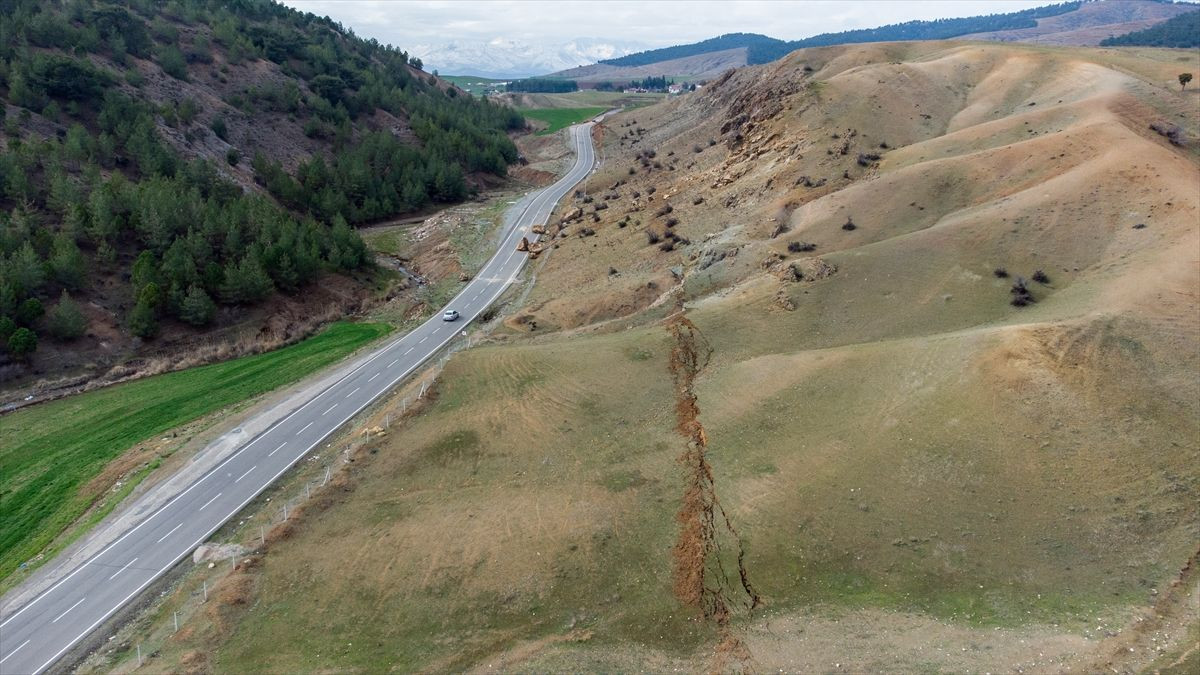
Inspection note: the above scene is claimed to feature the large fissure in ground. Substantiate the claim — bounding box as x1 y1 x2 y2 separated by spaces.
667 311 760 664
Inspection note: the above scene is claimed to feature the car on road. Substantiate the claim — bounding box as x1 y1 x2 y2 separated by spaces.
442 309 460 322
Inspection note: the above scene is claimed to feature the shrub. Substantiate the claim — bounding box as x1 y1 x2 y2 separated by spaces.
1010 277 1035 306
158 46 188 80
665 217 678 227
646 230 661 245
655 204 673 216
856 152 881 167
1031 269 1050 284
211 116 228 141
16 298 44 326
692 196 704 205
226 148 240 166
788 241 816 253
7 327 37 358
993 267 1009 278
659 240 675 252
842 218 856 231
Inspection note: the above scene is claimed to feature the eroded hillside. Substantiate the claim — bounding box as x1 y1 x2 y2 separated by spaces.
116 41 1199 673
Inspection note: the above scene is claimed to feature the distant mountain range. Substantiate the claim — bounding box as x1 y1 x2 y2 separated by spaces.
545 0 1195 85
412 37 649 79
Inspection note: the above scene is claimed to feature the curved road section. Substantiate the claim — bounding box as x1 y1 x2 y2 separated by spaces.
0 122 596 675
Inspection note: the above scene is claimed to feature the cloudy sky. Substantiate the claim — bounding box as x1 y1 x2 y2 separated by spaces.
279 1 1051 48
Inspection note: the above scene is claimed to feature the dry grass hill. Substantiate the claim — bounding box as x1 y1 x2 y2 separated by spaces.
111 40 1199 673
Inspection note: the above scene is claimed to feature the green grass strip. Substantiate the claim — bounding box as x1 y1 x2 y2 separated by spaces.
0 321 391 581
518 106 608 135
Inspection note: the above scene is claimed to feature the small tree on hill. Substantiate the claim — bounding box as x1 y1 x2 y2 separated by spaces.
179 284 216 326
47 291 87 340
7 327 37 358
1180 73 1193 91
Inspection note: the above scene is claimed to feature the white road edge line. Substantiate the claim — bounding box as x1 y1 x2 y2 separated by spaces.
50 598 85 624
155 523 182 544
0 639 30 664
198 493 221 511
107 558 138 581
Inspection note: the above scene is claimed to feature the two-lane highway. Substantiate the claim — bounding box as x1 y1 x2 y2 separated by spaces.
0 122 596 675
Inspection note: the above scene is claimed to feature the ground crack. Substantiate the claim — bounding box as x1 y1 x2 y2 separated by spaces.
666 311 760 669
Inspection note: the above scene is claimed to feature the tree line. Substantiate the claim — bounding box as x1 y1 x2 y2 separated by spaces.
1 0 527 359
506 78 579 93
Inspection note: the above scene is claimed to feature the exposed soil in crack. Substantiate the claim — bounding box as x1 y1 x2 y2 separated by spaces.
666 307 760 670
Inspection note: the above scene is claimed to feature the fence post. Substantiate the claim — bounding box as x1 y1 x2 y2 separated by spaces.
202 581 207 602
174 611 178 633
137 643 142 667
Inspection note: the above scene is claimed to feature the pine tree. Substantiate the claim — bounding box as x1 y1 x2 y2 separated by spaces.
178 284 216 326
49 232 86 291
47 290 86 339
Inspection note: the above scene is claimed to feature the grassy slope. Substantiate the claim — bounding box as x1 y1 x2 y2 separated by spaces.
0 321 390 581
519 106 608 135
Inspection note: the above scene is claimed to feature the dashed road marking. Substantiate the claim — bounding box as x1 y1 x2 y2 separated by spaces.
51 598 86 624
155 523 182 543
298 421 313 434
198 493 221 511
0 639 30 664
108 558 138 581
368 373 380 383
268 441 287 457
235 466 256 483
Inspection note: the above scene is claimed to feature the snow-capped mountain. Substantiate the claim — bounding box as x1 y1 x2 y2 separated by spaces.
413 37 649 78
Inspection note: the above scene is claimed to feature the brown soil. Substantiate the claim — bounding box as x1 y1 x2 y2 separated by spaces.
667 308 759 669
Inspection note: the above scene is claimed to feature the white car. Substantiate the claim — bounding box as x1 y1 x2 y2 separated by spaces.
442 309 460 322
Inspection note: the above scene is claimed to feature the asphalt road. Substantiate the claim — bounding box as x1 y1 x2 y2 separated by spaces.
0 122 596 675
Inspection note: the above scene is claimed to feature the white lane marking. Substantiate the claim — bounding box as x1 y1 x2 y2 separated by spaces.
1 640 30 664
418 336 428 343
198 493 221 511
367 372 380 382
298 421 313 434
404 348 414 355
268 441 287 457
155 523 183 543
347 387 359 398
388 359 399 367
14 125 596 675
322 403 338 416
51 597 86 623
235 466 256 483
108 557 138 581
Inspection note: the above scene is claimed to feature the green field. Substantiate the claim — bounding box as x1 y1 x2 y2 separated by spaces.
518 106 608 135
0 321 391 581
